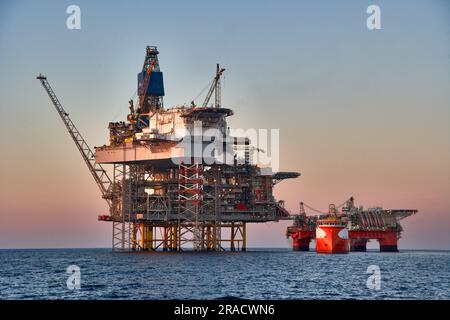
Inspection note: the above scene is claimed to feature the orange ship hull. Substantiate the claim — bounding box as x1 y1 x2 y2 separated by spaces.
290 231 313 251
316 223 349 254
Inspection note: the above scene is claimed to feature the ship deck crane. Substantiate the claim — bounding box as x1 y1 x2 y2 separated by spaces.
36 74 113 209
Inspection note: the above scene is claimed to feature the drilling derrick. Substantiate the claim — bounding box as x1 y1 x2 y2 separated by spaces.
136 46 164 127
38 46 300 252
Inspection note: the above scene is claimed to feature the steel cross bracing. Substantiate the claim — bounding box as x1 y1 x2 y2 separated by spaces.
202 166 222 251
178 163 203 250
142 167 172 221
36 74 113 208
112 164 132 252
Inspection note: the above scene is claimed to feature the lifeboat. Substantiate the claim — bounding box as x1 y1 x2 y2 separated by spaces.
315 218 349 254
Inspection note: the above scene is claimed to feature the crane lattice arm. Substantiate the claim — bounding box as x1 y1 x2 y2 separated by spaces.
36 74 113 208
138 59 156 108
202 64 225 108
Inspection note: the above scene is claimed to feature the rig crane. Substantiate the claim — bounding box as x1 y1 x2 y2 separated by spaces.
202 64 225 108
36 74 113 209
138 59 156 110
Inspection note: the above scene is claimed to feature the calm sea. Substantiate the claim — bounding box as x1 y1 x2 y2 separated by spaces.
0 249 448 300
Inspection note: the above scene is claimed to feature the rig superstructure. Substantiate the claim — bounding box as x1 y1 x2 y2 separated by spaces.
37 46 299 252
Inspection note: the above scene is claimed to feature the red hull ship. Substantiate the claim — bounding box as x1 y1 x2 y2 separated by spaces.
315 219 349 254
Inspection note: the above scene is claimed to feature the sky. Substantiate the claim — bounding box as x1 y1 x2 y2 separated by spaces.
0 0 449 249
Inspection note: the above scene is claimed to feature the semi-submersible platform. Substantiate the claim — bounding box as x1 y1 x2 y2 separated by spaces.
37 46 417 253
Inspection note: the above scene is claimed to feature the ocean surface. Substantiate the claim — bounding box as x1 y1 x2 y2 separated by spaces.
0 248 448 300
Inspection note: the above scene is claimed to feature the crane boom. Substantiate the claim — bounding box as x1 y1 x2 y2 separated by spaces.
202 64 225 108
138 59 156 108
36 74 113 208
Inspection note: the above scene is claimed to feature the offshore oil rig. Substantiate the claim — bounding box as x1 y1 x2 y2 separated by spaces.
37 46 298 252
37 46 417 253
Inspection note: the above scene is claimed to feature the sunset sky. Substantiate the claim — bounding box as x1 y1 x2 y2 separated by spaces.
0 0 448 249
